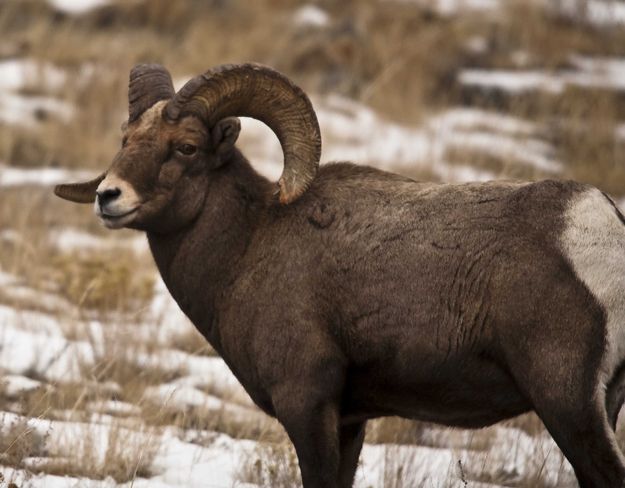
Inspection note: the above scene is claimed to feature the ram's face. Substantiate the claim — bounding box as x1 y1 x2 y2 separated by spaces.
95 101 212 232
55 98 240 233
55 62 321 231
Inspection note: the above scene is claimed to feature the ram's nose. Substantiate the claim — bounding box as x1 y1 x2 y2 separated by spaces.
96 187 122 208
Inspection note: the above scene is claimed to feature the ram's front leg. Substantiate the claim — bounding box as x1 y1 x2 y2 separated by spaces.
270 354 346 488
276 397 341 487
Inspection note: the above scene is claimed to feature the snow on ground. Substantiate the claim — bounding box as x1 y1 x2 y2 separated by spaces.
554 0 625 27
387 0 502 16
293 4 330 28
0 224 579 487
460 55 625 94
48 227 147 255
0 59 73 126
0 407 575 487
239 94 559 184
391 0 625 26
0 164 95 188
0 59 66 93
48 0 111 14
0 51 610 487
0 220 580 487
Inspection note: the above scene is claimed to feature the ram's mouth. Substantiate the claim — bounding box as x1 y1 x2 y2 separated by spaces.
97 207 139 229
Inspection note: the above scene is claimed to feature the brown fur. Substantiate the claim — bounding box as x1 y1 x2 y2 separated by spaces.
56 102 625 488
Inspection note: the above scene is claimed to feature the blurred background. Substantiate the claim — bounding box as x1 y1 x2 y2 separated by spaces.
0 0 624 486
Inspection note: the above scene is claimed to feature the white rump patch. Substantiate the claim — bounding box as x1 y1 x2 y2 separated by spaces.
561 189 625 392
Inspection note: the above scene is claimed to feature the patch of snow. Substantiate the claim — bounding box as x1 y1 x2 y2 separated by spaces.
437 107 537 136
459 69 565 94
435 162 496 182
151 432 257 488
0 59 66 92
149 277 197 344
0 92 74 126
460 55 625 95
85 400 142 417
0 283 76 314
49 227 148 255
0 307 93 381
567 55 625 90
240 95 559 182
144 382 263 425
0 164 95 188
0 466 94 488
511 50 532 68
0 374 42 396
135 348 247 400
0 59 75 127
293 4 330 27
434 0 501 15
555 0 625 27
388 0 501 15
0 269 19 286
48 0 110 14
357 428 574 487
465 35 488 54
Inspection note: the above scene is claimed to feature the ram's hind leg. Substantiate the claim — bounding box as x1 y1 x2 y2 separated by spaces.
515 347 625 487
606 364 625 431
534 396 625 488
508 337 625 486
500 283 625 487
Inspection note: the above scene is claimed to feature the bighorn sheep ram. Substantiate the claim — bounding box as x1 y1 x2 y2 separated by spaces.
55 63 625 488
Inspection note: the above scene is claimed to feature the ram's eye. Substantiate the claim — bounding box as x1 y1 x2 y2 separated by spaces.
177 144 197 156
122 136 128 148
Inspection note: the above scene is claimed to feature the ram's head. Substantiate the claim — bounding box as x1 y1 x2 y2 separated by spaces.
54 63 321 231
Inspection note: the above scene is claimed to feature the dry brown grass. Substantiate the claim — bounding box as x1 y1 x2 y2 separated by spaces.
144 402 285 442
0 414 48 468
0 0 622 192
238 441 301 488
496 1 625 68
366 417 429 445
27 421 159 482
444 147 552 181
0 0 623 484
0 189 154 315
49 251 154 312
169 326 217 357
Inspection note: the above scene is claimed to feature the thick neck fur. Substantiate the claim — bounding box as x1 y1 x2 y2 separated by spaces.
147 150 272 346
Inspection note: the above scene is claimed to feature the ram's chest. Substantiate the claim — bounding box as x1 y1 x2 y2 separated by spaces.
217 330 277 415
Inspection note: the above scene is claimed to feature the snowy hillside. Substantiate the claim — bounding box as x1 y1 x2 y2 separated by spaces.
1 0 624 486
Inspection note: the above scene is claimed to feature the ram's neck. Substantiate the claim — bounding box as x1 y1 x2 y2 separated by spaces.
146 154 271 348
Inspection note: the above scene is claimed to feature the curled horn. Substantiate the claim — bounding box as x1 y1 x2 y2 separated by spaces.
128 64 175 123
165 63 321 204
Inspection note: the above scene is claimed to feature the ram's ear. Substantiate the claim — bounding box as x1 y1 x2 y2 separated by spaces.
211 117 241 155
54 173 106 203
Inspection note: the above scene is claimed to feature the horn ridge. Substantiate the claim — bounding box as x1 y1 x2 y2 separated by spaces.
128 64 175 123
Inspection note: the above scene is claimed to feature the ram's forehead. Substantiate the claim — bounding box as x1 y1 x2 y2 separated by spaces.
130 100 168 136
127 100 207 140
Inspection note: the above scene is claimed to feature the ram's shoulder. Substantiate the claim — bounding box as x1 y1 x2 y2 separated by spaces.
306 162 432 199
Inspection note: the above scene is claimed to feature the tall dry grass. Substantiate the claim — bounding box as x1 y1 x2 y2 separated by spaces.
1 0 623 190
0 0 624 485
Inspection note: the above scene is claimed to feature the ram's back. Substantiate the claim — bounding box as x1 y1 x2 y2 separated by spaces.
228 163 607 423
255 163 589 355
